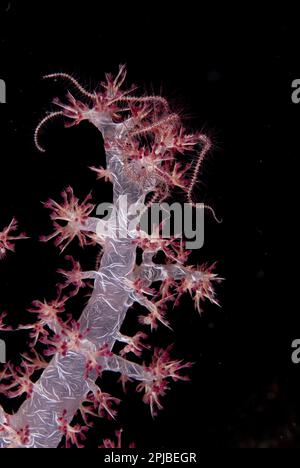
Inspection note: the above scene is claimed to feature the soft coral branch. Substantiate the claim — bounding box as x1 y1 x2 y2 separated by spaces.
136 346 192 417
40 187 95 251
0 218 28 259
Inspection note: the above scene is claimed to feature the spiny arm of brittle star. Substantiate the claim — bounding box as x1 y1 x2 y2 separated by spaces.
34 111 65 152
185 135 222 223
110 95 169 111
43 73 96 100
130 113 180 137
187 134 211 203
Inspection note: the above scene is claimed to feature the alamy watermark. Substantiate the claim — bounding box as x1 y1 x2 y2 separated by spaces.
291 339 300 363
0 78 6 103
95 196 205 249
0 78 6 361
0 339 6 363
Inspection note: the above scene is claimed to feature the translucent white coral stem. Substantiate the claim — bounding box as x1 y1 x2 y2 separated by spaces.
0 145 149 448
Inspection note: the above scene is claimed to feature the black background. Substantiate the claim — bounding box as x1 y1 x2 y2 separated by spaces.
0 1 296 448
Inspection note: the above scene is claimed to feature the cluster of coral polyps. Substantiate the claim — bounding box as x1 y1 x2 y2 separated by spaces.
0 66 221 448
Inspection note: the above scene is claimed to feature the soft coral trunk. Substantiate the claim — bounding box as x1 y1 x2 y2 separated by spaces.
1 133 151 448
0 66 221 448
